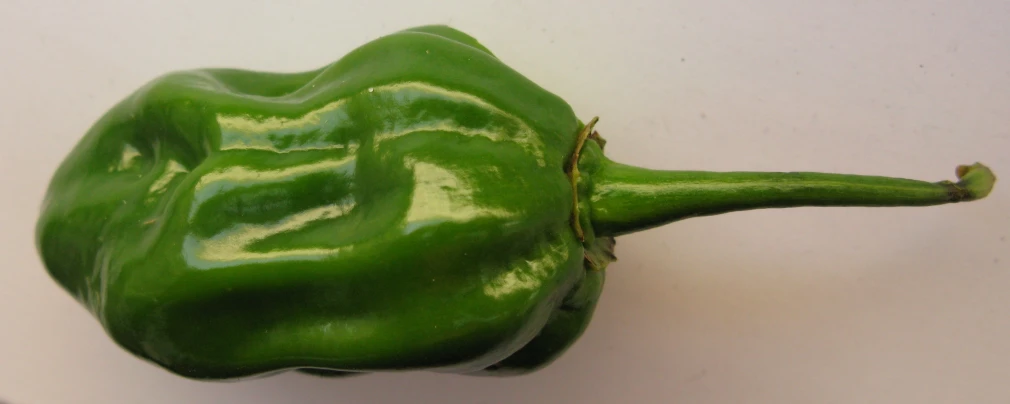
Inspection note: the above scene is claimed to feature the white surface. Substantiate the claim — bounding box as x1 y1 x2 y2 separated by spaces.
1 1 1008 403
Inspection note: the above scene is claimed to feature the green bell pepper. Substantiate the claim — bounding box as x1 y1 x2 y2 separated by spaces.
36 25 995 380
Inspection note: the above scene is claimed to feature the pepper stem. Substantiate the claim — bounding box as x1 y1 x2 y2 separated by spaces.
589 160 996 237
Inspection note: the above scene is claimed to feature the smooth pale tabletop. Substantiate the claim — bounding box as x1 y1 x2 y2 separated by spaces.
1 1 1008 403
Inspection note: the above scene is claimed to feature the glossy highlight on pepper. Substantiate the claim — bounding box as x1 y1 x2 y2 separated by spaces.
36 25 996 380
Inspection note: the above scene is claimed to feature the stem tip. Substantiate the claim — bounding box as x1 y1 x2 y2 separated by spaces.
952 163 996 201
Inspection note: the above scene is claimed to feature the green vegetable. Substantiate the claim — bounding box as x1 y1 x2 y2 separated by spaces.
36 25 996 380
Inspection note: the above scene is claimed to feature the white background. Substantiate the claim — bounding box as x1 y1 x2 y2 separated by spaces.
2 1 1008 403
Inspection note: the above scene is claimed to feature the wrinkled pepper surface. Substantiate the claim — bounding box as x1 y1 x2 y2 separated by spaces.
36 25 996 380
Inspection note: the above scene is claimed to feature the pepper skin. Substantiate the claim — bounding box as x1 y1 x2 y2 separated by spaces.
36 25 996 380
